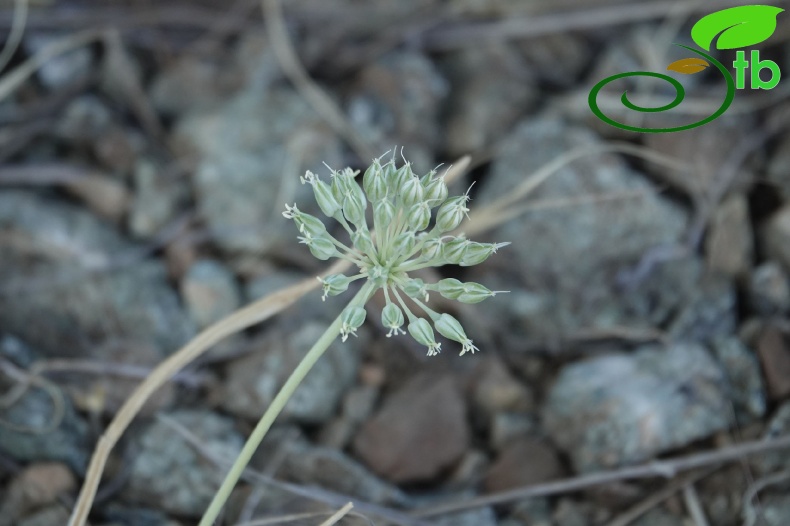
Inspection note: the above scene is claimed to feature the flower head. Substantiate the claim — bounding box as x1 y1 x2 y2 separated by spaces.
284 152 508 356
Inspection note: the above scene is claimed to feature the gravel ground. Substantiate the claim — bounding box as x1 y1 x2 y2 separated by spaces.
1 1 790 525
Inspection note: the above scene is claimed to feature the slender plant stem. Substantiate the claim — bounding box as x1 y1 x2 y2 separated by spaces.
199 282 375 526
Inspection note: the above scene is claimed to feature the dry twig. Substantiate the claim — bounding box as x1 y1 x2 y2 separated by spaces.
262 0 378 161
413 435 790 517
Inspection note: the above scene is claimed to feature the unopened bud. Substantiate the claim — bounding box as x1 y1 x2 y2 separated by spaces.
435 198 467 233
401 277 428 301
373 199 395 232
391 231 416 257
352 230 376 255
399 176 424 207
303 171 340 217
456 282 498 304
362 160 387 202
299 233 337 260
381 302 405 337
423 177 448 205
406 202 431 232
434 278 464 300
407 318 441 356
340 305 367 342
442 237 469 264
319 274 351 300
343 192 367 226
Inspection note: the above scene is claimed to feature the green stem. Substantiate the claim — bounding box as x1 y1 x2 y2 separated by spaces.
199 282 375 526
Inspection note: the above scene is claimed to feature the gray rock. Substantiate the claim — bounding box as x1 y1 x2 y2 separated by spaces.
55 95 113 143
125 410 243 516
180 259 240 329
484 437 563 493
517 33 591 87
432 507 498 526
667 268 737 342
0 383 89 472
764 204 790 272
0 462 75 526
16 506 70 526
440 43 537 156
631 509 685 526
705 194 753 277
767 134 790 200
280 441 411 506
748 261 790 315
150 56 229 116
220 321 362 423
100 504 179 526
543 343 731 471
25 34 92 89
318 384 379 449
509 498 553 526
347 51 448 167
0 191 195 358
174 86 343 254
0 334 37 368
710 337 766 422
758 494 790 526
353 373 470 483
472 117 688 349
489 412 538 451
552 498 594 526
128 158 183 238
756 400 790 474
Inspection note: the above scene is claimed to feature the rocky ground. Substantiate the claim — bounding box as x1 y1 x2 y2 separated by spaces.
1 1 790 525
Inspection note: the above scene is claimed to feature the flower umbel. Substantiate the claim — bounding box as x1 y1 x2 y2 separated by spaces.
284 153 508 356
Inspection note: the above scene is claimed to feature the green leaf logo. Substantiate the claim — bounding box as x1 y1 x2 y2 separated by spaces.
691 5 784 51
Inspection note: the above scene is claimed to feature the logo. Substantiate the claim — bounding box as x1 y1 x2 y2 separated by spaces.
588 5 784 133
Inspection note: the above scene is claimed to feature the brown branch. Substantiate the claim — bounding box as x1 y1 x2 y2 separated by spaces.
423 0 747 50
413 434 790 517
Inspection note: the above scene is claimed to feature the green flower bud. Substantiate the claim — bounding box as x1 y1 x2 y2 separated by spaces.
319 274 351 301
423 178 448 206
373 199 395 232
434 278 465 300
393 162 413 192
400 277 427 301
343 192 367 226
302 171 340 217
348 174 367 208
362 160 387 202
407 317 441 356
381 302 405 336
406 202 431 232
456 282 498 304
421 237 443 260
442 237 469 265
420 169 437 186
331 169 354 202
340 305 367 342
297 212 328 237
434 313 479 355
352 229 376 256
391 231 416 258
399 176 424 207
299 233 337 261
435 197 468 233
459 241 510 267
382 160 398 189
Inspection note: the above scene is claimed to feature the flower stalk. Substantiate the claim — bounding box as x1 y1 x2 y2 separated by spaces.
201 152 507 523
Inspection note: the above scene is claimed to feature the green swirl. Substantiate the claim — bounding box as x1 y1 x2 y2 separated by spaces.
588 44 735 133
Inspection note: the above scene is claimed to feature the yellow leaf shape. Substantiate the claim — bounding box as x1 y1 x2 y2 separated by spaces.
666 57 710 74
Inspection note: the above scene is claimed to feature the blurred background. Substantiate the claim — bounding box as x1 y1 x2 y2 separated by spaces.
1 0 790 525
